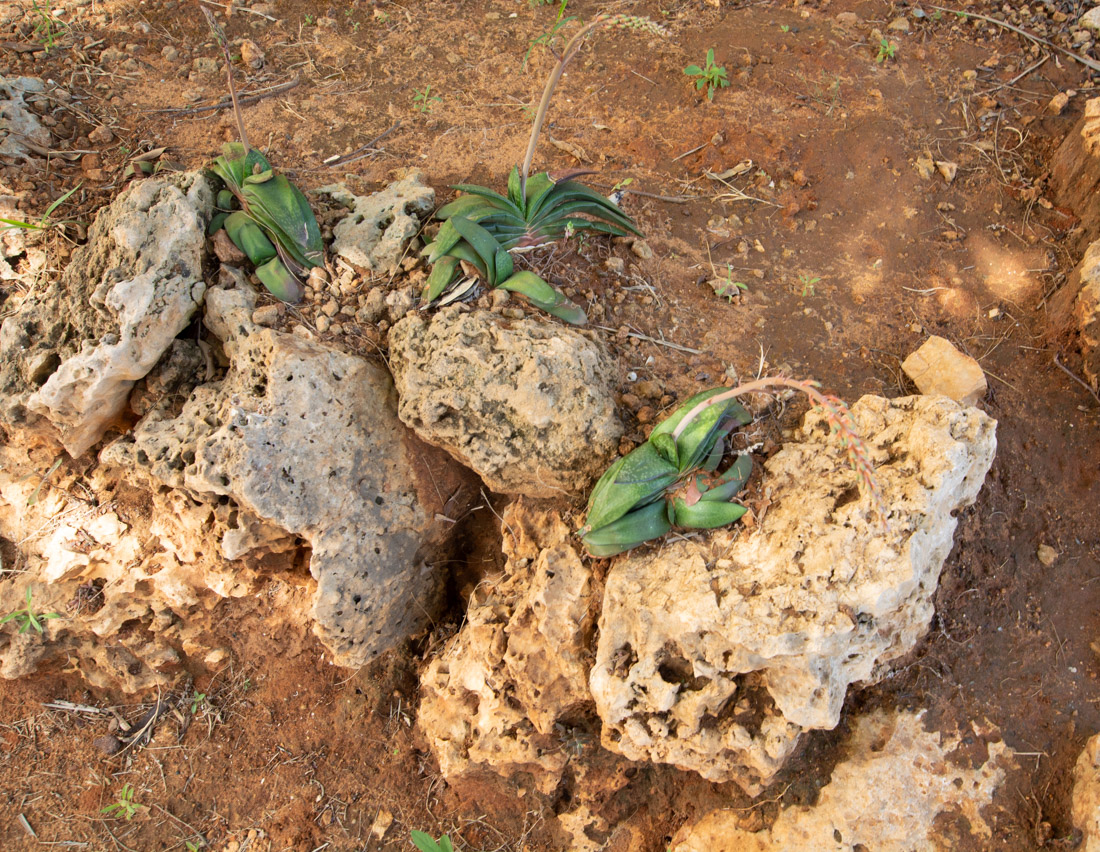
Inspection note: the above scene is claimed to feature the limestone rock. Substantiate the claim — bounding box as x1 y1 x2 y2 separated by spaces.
1075 734 1100 852
590 395 996 792
0 77 52 160
418 500 594 794
1071 240 1100 389
671 711 1013 852
320 172 434 274
0 194 47 284
902 335 987 405
1050 97 1100 247
103 286 466 668
1081 7 1100 34
0 173 213 457
389 309 622 497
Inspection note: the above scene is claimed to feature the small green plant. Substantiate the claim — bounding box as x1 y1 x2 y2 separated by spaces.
684 48 729 101
2 588 61 635
712 264 747 301
579 378 884 556
799 274 820 296
410 832 455 852
780 24 790 32
412 85 442 113
303 13 315 25
876 38 898 63
185 842 205 852
190 692 207 714
30 0 67 51
203 9 323 303
1 183 82 233
421 15 663 324
100 784 141 821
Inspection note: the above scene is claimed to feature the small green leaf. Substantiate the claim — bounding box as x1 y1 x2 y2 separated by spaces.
683 64 703 76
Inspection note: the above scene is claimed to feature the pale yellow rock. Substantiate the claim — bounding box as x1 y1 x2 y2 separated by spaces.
671 711 1013 852
902 335 987 405
1074 734 1100 851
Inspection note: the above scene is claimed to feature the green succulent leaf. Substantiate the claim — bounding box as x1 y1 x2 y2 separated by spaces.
449 183 524 219
449 216 507 286
584 441 679 532
497 270 587 325
582 499 673 557
255 257 304 303
224 210 277 265
507 165 524 209
671 497 747 530
422 255 461 303
700 454 753 502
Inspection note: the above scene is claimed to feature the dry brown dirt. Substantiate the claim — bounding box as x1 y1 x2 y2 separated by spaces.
2 0 1099 850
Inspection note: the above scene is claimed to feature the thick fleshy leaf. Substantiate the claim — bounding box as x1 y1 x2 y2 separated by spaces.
255 257 304 303
582 499 673 558
523 172 556 217
529 199 639 237
241 175 323 270
449 216 506 286
449 183 524 218
436 193 511 221
207 211 228 235
507 166 523 209
494 247 514 284
224 211 277 265
422 255 460 303
497 270 587 325
700 454 752 502
671 497 747 530
584 441 678 532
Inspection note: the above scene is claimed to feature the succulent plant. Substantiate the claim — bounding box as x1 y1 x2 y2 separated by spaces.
580 388 754 557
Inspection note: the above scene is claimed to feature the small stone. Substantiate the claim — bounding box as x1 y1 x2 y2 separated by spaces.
212 229 246 264
204 648 230 666
192 56 218 74
161 45 179 62
369 809 394 840
887 16 910 32
502 307 525 320
635 380 662 398
88 124 114 145
935 161 958 183
636 405 656 424
1037 544 1058 567
315 315 331 333
902 335 987 405
321 299 340 317
251 304 281 326
1047 92 1070 114
1081 7 1100 33
835 11 859 27
630 240 654 260
915 155 935 180
239 39 265 69
93 735 122 756
605 257 625 275
490 289 510 310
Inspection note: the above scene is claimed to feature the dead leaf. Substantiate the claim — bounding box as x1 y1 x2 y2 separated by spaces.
549 137 591 164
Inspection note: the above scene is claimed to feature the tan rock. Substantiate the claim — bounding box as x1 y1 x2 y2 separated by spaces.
671 711 1014 852
1074 734 1100 851
902 335 987 405
590 395 996 792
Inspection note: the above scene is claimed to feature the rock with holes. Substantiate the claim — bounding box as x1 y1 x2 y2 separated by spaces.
389 309 622 497
1068 239 1100 391
1074 733 1100 852
590 395 996 793
319 171 435 275
418 499 595 794
671 711 1013 851
0 172 212 457
102 285 469 668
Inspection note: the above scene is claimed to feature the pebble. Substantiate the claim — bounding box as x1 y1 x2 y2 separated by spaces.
321 299 340 317
239 39 265 69
1037 544 1058 567
887 16 910 32
630 239 654 260
252 304 281 326
502 307 525 320
315 315 331 333
605 257 625 275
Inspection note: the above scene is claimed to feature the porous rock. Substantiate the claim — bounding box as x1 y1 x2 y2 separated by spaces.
320 172 434 274
103 286 465 668
0 173 212 457
671 711 1013 852
0 76 52 160
1074 733 1100 851
418 499 594 794
590 395 996 792
1055 238 1100 390
389 309 622 497
0 446 263 691
1050 96 1100 247
0 193 47 284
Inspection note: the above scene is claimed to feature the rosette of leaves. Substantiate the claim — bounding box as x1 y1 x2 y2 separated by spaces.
579 388 755 557
207 143 323 304
420 166 640 324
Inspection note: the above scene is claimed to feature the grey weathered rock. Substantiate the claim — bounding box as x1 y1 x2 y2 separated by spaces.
389 309 622 497
671 711 1013 852
590 395 996 792
902 335 987 405
0 77 51 160
419 500 594 794
320 172 435 274
0 194 46 284
0 173 212 457
1074 734 1100 852
103 286 466 667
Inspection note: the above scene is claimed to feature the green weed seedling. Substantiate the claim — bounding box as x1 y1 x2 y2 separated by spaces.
30 0 67 51
100 784 141 821
684 48 729 101
1 183 82 234
799 274 820 296
712 264 747 301
2 588 61 635
876 38 898 63
410 831 454 852
421 15 664 324
202 9 323 304
412 85 442 113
